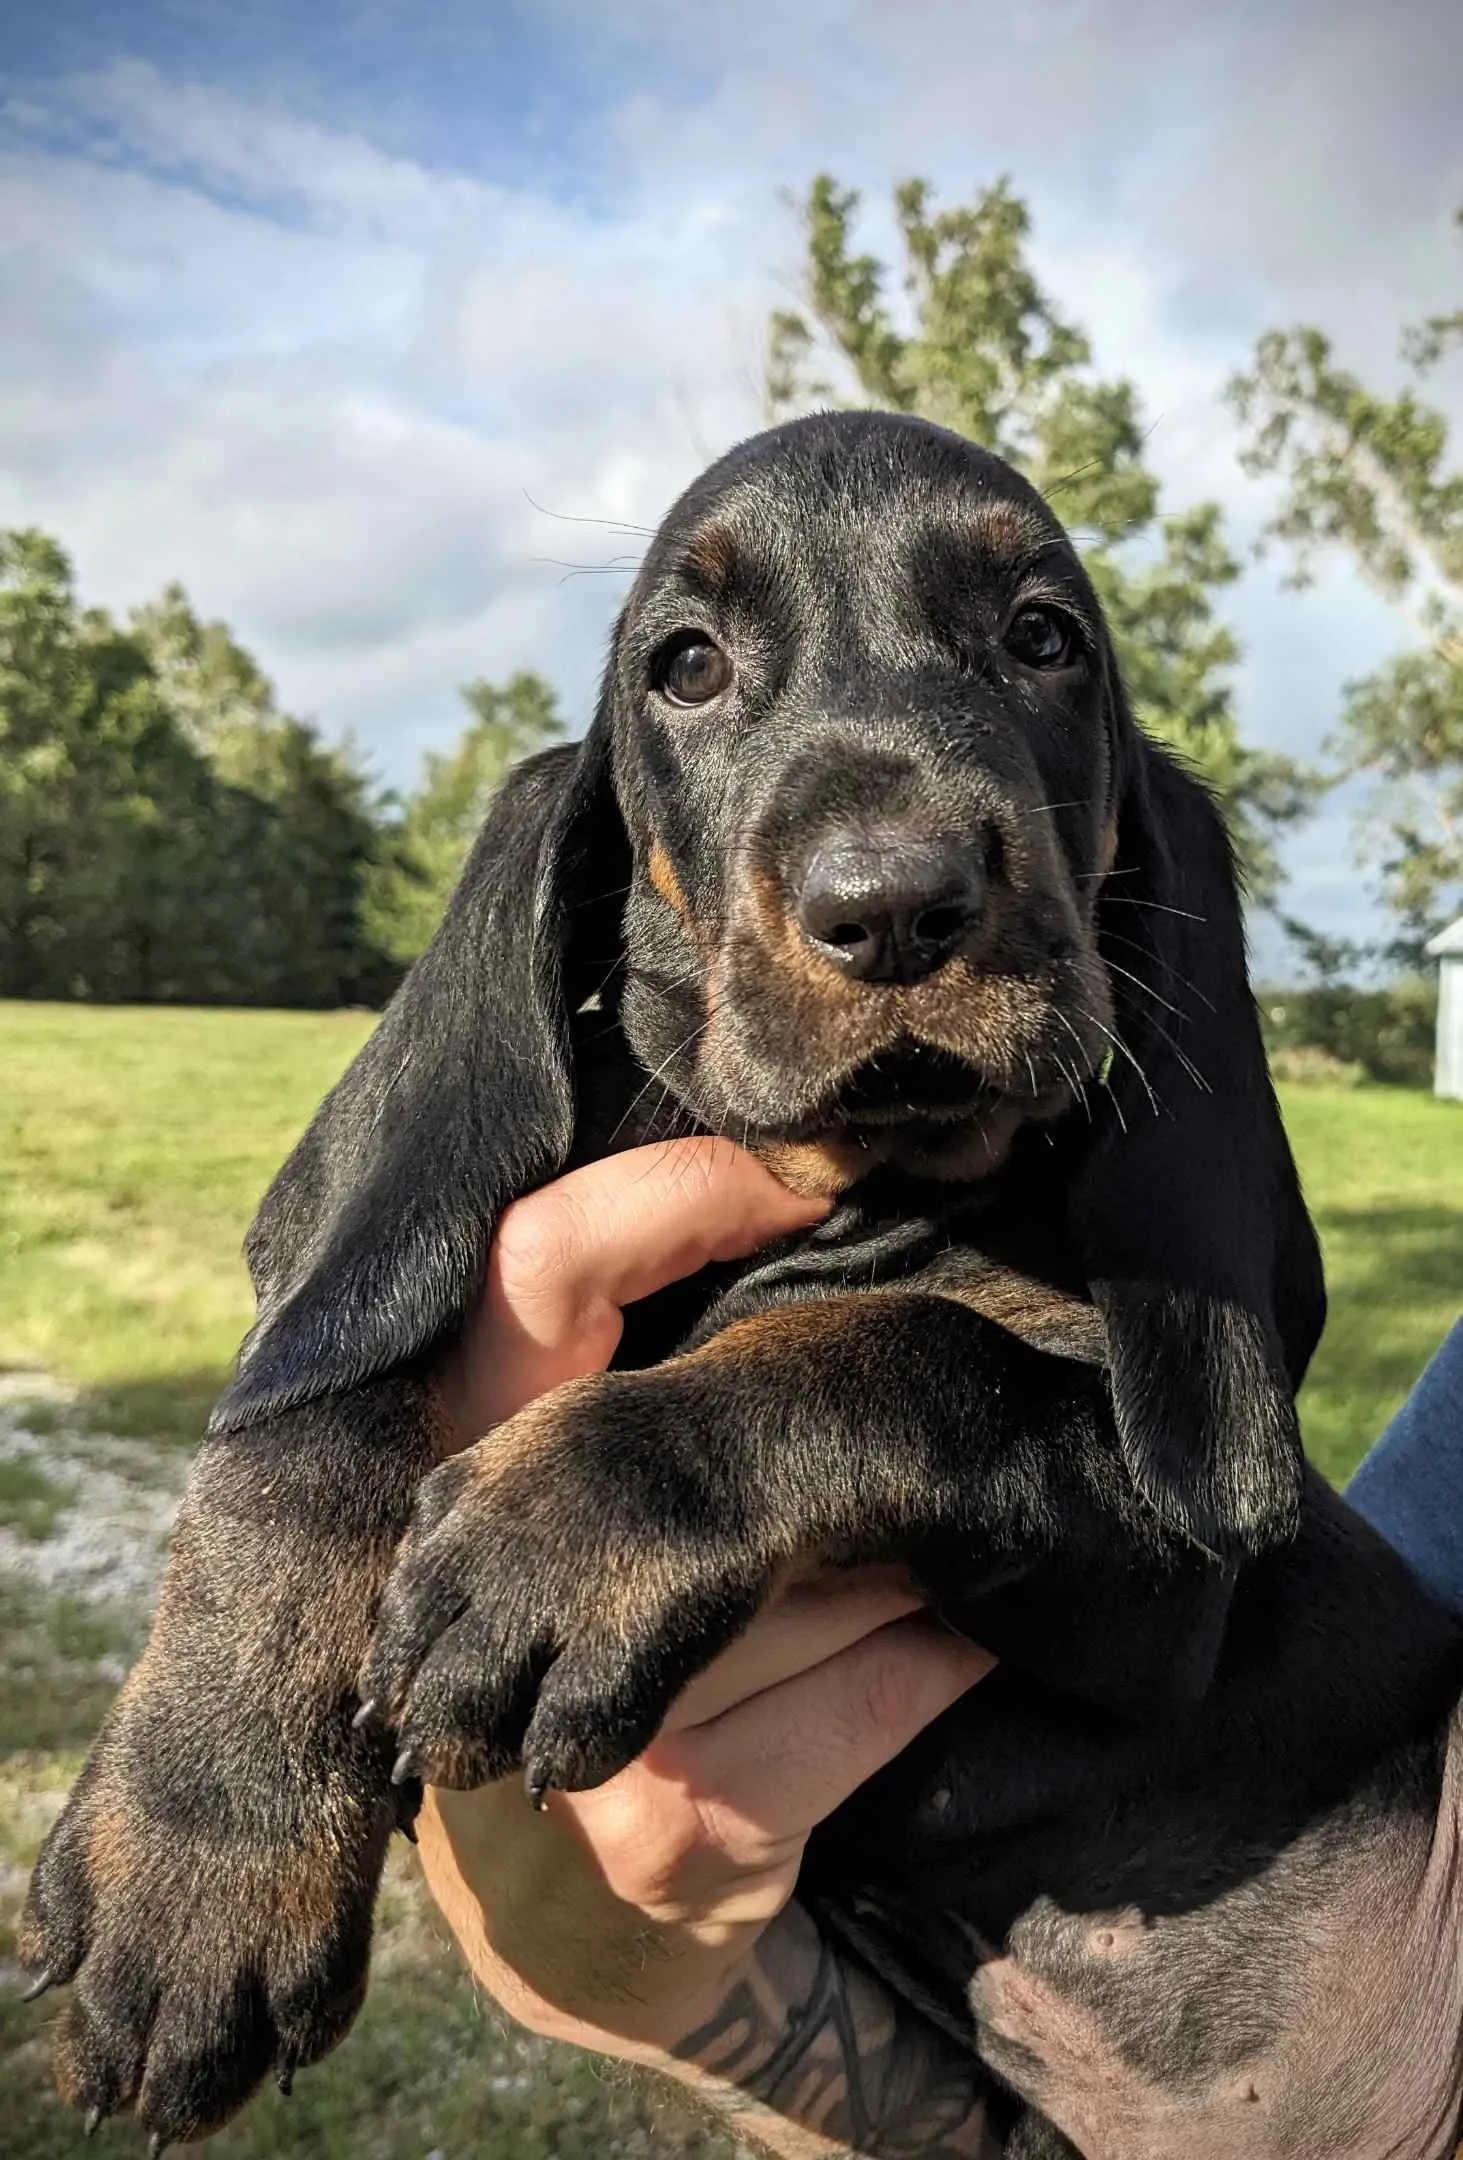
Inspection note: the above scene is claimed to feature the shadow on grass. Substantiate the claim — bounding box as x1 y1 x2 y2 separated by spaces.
75 1369 230 1451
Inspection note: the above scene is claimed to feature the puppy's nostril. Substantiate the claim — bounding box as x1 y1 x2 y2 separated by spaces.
825 920 869 948
913 903 972 945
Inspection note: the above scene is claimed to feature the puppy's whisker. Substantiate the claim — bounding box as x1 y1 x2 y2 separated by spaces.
1100 955 1194 1029
1087 983 1210 1098
545 560 646 586
550 550 649 565
1145 1023 1210 1096
1084 1012 1167 1119
1104 896 1209 925
1051 1050 1092 1124
609 1019 712 1146
522 489 657 537
1099 929 1218 1013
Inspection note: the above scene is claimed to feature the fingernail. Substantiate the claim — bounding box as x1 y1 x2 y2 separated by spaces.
390 1748 416 1787
22 1968 55 2002
351 1699 378 1733
83 2104 104 2137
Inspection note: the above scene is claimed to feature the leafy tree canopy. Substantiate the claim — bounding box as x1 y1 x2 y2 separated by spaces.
1230 204 1463 957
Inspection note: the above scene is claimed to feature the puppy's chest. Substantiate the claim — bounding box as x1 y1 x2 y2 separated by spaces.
616 1168 1094 1376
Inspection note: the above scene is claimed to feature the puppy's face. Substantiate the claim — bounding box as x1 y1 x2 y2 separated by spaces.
608 412 1122 1192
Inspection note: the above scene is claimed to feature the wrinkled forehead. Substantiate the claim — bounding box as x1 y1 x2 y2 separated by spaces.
630 427 1080 630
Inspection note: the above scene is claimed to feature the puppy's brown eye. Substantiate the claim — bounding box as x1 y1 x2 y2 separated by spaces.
657 637 732 706
1004 607 1077 670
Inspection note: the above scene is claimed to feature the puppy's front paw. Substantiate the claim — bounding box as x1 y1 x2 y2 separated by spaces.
360 1370 768 1802
21 1689 394 2147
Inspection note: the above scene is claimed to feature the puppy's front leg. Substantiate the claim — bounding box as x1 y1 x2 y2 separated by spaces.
361 1293 1111 1802
20 1377 437 2147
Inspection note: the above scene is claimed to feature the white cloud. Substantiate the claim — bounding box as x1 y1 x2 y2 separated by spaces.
1 12 1458 950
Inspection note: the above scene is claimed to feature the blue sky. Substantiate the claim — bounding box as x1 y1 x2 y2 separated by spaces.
3 0 1461 968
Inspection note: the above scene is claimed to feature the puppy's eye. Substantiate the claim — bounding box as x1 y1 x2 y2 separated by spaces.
1004 606 1078 670
656 636 732 707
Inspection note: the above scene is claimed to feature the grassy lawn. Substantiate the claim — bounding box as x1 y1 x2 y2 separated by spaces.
1287 1084 1463 1482
2 998 1461 2154
0 1002 376 1446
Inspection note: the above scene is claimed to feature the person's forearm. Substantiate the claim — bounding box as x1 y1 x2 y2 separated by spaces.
659 1903 999 2159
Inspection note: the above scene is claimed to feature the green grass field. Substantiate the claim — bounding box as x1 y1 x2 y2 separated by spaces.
2 999 1461 2155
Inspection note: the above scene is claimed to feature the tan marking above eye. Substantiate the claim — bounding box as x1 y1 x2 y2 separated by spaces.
683 521 737 593
966 498 1055 559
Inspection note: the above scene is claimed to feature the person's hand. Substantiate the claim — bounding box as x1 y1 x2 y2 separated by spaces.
413 1138 995 2066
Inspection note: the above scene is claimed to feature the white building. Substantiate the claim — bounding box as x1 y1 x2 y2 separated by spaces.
1425 916 1463 1100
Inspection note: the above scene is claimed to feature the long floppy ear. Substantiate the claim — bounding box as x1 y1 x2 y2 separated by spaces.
211 727 624 1434
1069 723 1326 1558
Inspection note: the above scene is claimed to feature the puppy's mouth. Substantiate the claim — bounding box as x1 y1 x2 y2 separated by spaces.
829 1041 990 1130
749 1038 1013 1146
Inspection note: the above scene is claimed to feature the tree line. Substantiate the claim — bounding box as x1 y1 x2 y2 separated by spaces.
2 179 1457 1009
0 534 562 1004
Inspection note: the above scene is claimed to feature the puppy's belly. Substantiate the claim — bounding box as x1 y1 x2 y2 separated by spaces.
971 1727 1463 2159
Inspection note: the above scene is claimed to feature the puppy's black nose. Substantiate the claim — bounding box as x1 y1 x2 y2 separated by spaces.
795 835 984 985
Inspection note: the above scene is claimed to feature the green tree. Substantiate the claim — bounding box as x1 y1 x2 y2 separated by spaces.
767 176 1314 895
1229 205 1463 956
365 671 566 963
129 582 281 751
0 532 395 1006
130 587 394 1005
1 529 190 997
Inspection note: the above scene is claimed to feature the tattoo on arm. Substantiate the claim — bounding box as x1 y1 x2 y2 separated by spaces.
666 1903 1000 2159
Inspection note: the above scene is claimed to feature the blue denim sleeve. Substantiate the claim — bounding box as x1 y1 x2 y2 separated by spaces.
1344 1317 1463 1619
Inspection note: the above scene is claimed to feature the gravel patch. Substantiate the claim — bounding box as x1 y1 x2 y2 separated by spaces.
0 1372 184 1621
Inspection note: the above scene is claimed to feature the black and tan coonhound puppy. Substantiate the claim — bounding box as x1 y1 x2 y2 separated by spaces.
23 412 1463 2155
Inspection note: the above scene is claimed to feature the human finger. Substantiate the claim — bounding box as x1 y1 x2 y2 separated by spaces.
442 1138 828 1436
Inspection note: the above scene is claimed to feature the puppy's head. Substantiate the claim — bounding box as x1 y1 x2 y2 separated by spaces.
221 411 1322 1562
605 412 1120 1189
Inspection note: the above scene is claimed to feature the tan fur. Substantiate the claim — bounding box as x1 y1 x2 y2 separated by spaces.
971 497 1054 558
690 1301 863 1367
752 1136 876 1198
932 1275 1106 1361
82 1802 139 1896
744 859 850 997
647 841 689 922
682 521 738 595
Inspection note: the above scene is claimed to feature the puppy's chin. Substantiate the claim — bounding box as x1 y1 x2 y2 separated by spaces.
747 1102 1029 1200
